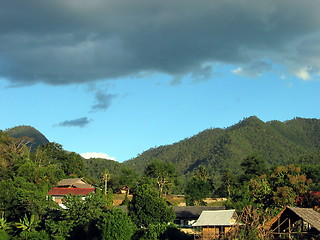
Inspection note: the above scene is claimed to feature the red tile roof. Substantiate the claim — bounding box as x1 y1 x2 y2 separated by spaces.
48 187 95 196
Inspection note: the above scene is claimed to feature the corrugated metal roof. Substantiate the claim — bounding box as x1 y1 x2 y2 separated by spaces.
193 210 239 226
48 187 95 196
173 206 226 219
288 207 320 231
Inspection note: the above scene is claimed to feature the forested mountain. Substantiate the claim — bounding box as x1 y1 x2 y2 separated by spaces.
124 116 320 179
6 117 320 185
6 125 49 151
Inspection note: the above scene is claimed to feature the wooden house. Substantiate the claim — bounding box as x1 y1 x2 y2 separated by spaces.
173 206 225 227
47 178 95 205
265 206 320 239
192 209 241 239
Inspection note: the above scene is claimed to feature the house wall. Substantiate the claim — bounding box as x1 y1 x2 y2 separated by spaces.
201 226 236 239
202 227 219 240
52 196 64 204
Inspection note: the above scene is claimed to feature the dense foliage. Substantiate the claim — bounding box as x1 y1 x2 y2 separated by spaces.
128 184 175 228
0 130 187 239
124 116 320 192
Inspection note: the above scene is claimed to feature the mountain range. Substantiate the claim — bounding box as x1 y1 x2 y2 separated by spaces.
123 116 320 178
6 116 320 181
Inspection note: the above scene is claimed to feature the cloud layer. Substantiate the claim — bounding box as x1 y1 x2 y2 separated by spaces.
1 0 320 85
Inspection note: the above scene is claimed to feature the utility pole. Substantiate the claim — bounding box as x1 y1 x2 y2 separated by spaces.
104 172 108 195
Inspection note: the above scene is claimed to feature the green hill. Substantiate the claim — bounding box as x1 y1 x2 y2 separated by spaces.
124 116 320 178
6 125 49 151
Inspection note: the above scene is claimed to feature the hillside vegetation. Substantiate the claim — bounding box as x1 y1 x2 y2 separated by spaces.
124 116 320 179
6 125 49 151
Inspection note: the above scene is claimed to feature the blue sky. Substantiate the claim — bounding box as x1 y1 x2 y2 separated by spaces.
1 0 320 162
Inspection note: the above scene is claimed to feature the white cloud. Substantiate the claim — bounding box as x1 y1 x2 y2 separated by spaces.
80 152 117 161
232 61 272 77
295 67 312 81
232 67 243 75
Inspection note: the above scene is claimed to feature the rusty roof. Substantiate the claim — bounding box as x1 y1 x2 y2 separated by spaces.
48 187 95 196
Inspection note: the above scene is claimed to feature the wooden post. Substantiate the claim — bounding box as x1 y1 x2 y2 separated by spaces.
288 218 291 239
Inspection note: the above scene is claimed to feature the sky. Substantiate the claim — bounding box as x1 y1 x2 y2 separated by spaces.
1 0 320 162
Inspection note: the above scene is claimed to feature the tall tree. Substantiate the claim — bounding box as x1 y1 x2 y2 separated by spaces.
240 154 266 182
96 208 136 240
249 164 312 211
185 177 211 206
128 184 175 228
185 166 214 205
144 161 177 195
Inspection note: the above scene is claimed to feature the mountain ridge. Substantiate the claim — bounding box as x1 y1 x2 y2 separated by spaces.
123 116 320 177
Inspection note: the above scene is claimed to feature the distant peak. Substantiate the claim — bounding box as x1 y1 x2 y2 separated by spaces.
5 125 49 151
228 116 264 130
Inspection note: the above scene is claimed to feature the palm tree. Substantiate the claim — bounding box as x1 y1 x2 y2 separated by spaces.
0 217 11 231
15 215 39 232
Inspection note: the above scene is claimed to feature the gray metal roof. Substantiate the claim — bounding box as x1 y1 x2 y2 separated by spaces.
173 206 225 219
193 209 239 227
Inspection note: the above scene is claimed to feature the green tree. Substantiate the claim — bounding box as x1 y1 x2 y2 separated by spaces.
37 143 85 177
0 177 50 221
0 217 11 240
185 178 211 206
18 230 50 240
185 167 213 206
15 215 39 232
0 230 10 240
216 169 237 197
301 163 320 191
240 154 266 182
45 192 105 240
226 182 255 211
64 193 105 239
144 161 177 195
128 184 175 228
0 217 11 232
119 167 140 189
249 164 311 211
96 208 136 240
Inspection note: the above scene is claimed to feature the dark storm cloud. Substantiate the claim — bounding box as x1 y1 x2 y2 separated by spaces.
1 0 320 85
55 117 92 128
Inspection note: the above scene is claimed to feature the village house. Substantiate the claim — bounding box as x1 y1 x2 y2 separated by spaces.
47 178 95 207
265 206 320 239
192 209 241 239
173 206 225 227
